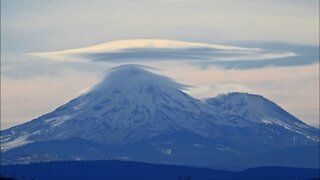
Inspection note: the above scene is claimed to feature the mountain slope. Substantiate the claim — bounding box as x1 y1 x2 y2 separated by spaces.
205 93 319 147
1 65 319 167
206 92 317 134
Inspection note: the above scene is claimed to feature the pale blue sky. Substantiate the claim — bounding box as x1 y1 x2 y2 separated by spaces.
1 0 319 129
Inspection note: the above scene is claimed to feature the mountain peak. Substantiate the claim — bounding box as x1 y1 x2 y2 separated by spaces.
108 65 157 79
92 65 186 92
206 92 314 128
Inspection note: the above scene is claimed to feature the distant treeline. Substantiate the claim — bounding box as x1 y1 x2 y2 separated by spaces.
1 160 319 180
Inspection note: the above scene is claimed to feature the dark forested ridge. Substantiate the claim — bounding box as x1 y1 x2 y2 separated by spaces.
1 160 319 180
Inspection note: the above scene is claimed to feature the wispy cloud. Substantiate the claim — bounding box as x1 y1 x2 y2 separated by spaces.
161 63 319 127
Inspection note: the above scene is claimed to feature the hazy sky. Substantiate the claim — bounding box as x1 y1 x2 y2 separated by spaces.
1 0 319 129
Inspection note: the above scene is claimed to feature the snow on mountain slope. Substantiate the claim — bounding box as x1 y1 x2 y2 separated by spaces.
1 65 319 165
205 93 318 141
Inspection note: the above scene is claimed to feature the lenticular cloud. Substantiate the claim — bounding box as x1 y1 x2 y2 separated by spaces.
28 39 296 63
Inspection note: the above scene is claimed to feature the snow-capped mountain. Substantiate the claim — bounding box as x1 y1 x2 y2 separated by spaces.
1 65 319 167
